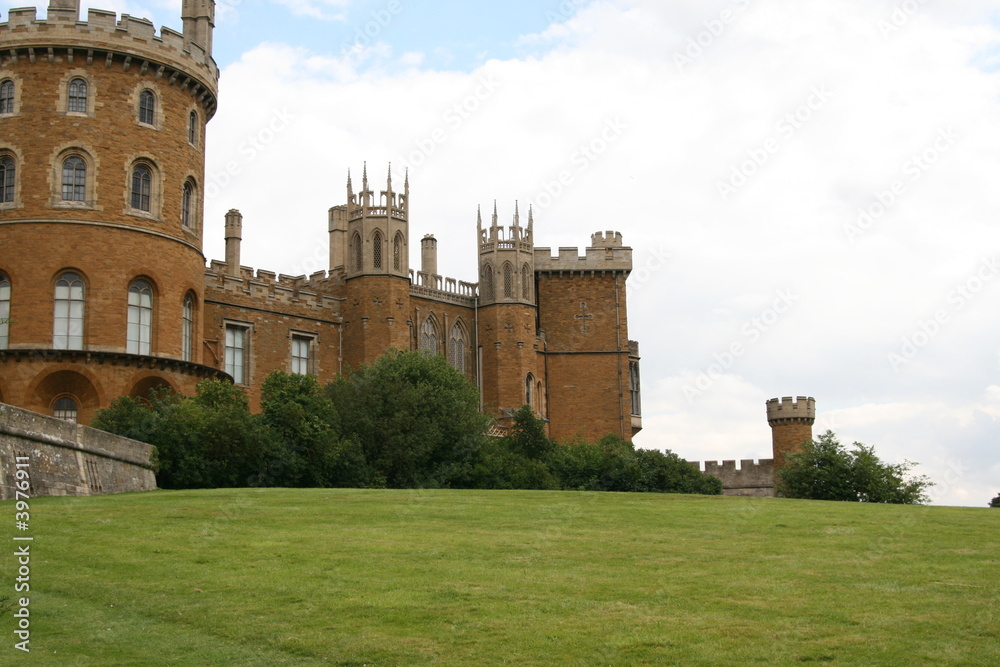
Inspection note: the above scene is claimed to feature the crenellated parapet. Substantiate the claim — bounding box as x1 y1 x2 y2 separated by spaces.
690 459 777 497
205 262 344 314
766 396 816 425
0 2 219 117
534 231 632 275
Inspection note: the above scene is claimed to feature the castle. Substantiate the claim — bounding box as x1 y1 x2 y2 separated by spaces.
0 1 642 444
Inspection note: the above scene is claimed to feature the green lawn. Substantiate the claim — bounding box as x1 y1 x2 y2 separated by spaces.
2 489 998 665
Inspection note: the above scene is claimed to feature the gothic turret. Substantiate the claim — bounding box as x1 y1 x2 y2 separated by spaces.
477 202 535 306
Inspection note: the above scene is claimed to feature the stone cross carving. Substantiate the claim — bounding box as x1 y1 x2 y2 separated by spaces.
504 322 515 334
575 302 593 331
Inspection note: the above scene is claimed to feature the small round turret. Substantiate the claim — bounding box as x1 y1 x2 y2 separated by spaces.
767 396 816 470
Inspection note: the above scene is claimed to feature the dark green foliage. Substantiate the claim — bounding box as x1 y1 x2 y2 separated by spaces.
776 430 933 504
990 494 1000 508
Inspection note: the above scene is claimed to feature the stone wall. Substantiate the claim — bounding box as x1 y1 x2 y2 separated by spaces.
691 459 776 497
0 402 156 498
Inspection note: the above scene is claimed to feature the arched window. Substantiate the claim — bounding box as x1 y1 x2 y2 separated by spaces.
448 322 466 373
131 164 152 211
0 80 13 114
127 280 153 355
68 78 87 113
525 373 535 409
421 317 438 355
372 230 383 270
482 264 494 301
188 110 198 145
182 294 194 362
61 156 86 202
0 273 10 350
53 396 78 423
53 272 85 350
351 232 363 272
393 232 403 271
503 262 513 300
139 90 155 125
522 263 531 300
182 181 195 228
0 155 14 203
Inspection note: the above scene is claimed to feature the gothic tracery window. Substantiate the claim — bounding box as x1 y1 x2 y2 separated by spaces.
421 317 438 355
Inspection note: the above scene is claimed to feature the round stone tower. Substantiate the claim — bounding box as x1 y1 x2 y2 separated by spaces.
0 1 223 424
767 396 816 470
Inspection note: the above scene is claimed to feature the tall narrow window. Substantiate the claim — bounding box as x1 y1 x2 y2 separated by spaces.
525 373 535 409
188 110 198 145
393 232 403 271
503 263 513 299
68 78 87 113
127 280 153 355
522 263 531 300
182 294 193 362
482 264 494 301
421 317 438 355
630 362 641 416
139 90 155 125
131 164 151 211
448 323 465 373
0 273 10 350
61 156 86 202
182 181 194 228
372 230 383 269
0 156 14 203
53 272 85 350
53 397 78 423
352 232 362 272
0 80 13 114
225 324 248 384
291 335 312 375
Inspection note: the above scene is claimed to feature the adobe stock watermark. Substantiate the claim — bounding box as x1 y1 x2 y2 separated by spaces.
683 288 799 402
527 116 628 212
673 0 753 73
716 85 833 202
626 247 672 295
395 74 501 172
205 108 296 200
888 255 1000 371
544 0 588 23
878 0 929 39
338 0 403 66
843 127 958 244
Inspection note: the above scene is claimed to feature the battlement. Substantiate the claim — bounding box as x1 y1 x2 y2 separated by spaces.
691 458 776 497
766 396 816 425
205 261 343 314
534 236 632 274
0 3 218 115
410 270 477 306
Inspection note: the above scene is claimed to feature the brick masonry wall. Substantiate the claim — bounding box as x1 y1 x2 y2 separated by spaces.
0 401 156 498
771 422 814 470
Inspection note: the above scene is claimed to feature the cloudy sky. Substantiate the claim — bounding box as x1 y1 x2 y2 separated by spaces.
10 0 1000 506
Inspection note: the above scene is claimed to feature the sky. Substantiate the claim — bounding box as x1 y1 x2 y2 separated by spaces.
6 0 1000 507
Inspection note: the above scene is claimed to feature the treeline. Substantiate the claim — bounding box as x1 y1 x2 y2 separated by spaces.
94 350 721 495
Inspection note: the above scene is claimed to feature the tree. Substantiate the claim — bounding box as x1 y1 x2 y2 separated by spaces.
327 350 491 488
990 494 1000 508
776 430 933 504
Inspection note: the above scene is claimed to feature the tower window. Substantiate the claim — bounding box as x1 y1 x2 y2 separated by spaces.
61 156 86 202
525 373 535 409
393 232 403 271
53 271 85 350
0 80 13 114
68 78 87 113
521 263 531 300
291 335 313 375
503 263 513 300
131 164 152 211
421 317 438 356
53 397 78 423
182 181 195 228
0 273 10 350
372 230 383 270
127 280 153 355
630 362 641 417
225 324 249 384
182 294 194 362
188 110 198 145
0 155 14 203
139 90 155 125
352 232 362 272
482 264 494 301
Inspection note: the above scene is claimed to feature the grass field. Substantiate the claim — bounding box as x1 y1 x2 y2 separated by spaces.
2 489 998 665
